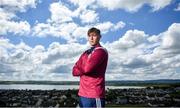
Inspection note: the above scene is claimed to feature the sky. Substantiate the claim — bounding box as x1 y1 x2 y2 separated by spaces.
0 0 180 81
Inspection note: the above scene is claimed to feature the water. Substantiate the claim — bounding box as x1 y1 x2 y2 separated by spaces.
0 84 145 90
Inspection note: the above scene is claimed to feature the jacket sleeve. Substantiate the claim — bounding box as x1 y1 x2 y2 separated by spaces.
72 53 85 76
84 49 107 74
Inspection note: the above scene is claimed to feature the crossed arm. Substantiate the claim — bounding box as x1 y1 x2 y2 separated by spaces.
72 49 106 76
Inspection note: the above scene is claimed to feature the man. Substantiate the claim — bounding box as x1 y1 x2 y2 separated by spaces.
72 27 108 107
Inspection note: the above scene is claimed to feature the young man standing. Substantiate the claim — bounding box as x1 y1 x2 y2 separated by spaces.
72 27 108 107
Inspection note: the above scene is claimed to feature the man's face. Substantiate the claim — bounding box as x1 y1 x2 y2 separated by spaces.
88 32 101 46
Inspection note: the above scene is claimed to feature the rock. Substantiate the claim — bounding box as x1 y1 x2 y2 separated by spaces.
35 98 43 106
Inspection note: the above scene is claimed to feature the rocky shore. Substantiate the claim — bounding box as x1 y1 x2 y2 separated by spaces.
0 86 180 107
0 89 78 107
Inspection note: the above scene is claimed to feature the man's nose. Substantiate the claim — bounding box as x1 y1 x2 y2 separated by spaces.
90 36 93 40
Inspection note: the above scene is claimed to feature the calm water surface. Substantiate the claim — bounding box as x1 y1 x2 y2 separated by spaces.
0 84 145 90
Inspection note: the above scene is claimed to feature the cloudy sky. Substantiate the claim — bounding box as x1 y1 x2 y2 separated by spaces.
0 0 180 81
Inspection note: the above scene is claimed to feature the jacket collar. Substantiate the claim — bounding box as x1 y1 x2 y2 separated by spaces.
86 43 101 54
92 43 101 48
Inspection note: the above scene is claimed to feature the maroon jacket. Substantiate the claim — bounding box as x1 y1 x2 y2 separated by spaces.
72 44 108 98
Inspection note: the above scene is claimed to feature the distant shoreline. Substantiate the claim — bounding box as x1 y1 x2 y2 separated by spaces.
1 79 180 90
0 84 145 90
0 79 180 86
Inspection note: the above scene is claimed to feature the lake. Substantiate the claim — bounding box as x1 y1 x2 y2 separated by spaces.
0 84 145 90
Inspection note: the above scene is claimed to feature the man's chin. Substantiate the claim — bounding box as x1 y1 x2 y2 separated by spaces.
89 42 95 46
90 43 96 46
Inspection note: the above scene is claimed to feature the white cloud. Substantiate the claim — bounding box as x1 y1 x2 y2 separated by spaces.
113 21 126 31
33 23 61 37
147 35 161 43
162 23 180 49
0 0 174 38
0 0 39 35
97 0 172 12
68 0 96 9
174 3 180 11
148 0 172 11
32 23 51 37
1 23 180 81
105 23 180 80
104 30 149 78
49 2 74 23
95 21 114 33
111 29 148 49
33 18 125 42
32 22 82 42
0 0 38 12
1 0 179 81
32 1 126 42
0 8 16 20
0 20 31 35
33 2 88 41
95 21 126 34
72 26 89 39
0 38 87 81
80 9 99 24
90 21 126 37
121 30 148 45
31 45 46 64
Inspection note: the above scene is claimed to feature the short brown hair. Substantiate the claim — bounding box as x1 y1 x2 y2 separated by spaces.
87 27 101 36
